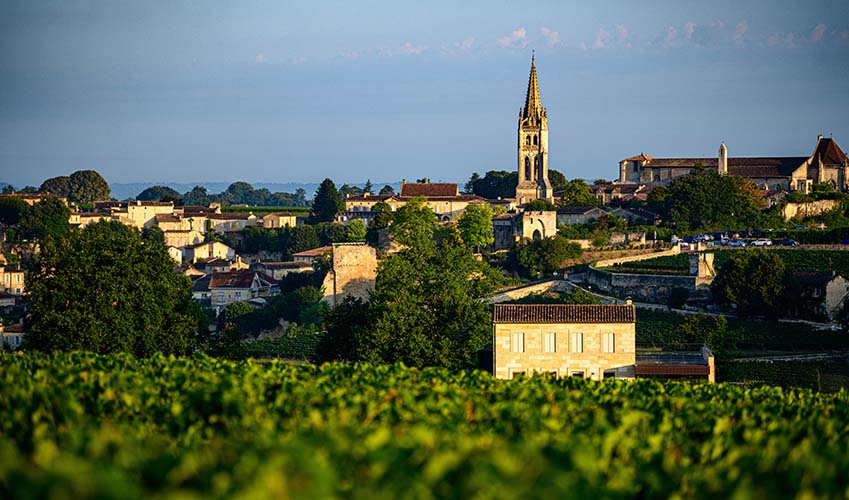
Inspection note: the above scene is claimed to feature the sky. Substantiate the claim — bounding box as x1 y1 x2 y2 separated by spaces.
1 0 848 189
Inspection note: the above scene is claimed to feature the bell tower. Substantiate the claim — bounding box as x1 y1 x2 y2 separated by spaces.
516 53 553 205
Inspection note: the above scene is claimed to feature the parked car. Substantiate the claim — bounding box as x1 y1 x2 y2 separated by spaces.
751 239 772 247
728 239 747 247
780 238 799 246
794 225 808 231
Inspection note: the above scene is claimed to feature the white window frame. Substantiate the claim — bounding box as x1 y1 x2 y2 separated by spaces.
512 332 525 353
544 332 557 353
571 332 583 353
603 333 615 353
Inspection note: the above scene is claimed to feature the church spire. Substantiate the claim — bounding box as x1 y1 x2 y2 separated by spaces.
523 52 542 118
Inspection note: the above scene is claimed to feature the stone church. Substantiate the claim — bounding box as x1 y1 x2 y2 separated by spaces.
515 54 554 205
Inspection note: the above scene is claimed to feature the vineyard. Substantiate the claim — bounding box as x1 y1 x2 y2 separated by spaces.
2 352 849 498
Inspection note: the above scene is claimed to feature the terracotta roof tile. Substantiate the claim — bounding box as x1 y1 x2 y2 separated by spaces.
400 183 459 197
493 304 636 324
292 246 332 258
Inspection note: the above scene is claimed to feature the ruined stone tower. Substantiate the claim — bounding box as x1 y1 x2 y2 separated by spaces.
516 53 553 204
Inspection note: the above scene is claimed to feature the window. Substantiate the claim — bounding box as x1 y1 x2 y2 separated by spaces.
571 332 583 353
512 333 525 353
544 333 556 353
533 134 538 145
603 333 615 353
571 371 585 379
510 369 526 379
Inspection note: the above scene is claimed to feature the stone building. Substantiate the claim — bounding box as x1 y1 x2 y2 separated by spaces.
492 303 637 380
491 210 558 250
515 54 553 204
320 243 378 306
344 181 485 222
617 136 849 193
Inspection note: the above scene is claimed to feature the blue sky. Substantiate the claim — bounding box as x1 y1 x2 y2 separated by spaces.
1 1 848 188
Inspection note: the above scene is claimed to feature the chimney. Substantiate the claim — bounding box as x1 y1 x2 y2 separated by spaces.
718 142 728 176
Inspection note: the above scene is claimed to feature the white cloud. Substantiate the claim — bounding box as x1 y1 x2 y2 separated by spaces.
340 50 362 60
811 23 827 43
444 36 475 55
593 28 610 49
496 27 527 48
684 21 696 40
615 24 631 48
734 20 748 45
255 53 265 64
540 27 561 46
398 41 426 55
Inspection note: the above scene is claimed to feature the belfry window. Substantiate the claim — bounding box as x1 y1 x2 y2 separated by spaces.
533 135 538 145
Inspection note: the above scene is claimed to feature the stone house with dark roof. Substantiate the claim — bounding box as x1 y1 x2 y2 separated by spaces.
492 303 637 380
191 270 279 312
788 271 849 321
556 206 608 226
344 180 487 222
617 136 849 193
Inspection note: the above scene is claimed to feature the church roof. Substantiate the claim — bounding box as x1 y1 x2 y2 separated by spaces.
623 153 654 162
522 53 542 119
813 137 848 165
628 156 807 178
400 183 459 197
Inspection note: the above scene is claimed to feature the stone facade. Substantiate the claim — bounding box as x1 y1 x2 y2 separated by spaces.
491 210 557 250
493 304 636 380
321 243 378 306
515 54 553 204
782 200 840 221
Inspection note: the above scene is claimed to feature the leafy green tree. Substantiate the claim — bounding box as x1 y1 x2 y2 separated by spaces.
467 170 518 199
311 178 343 223
17 197 71 242
24 221 200 356
548 169 568 191
39 176 71 198
559 179 598 207
318 297 370 362
137 185 182 201
1 185 14 194
366 201 393 246
68 170 111 204
286 225 321 256
346 219 367 242
222 301 254 322
457 202 494 251
378 184 395 195
0 196 28 226
183 186 211 206
509 236 583 278
363 179 374 195
390 196 437 248
317 222 347 245
463 173 481 194
711 250 785 318
523 199 556 211
661 166 763 231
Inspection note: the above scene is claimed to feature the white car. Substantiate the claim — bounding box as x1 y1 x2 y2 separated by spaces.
751 239 773 247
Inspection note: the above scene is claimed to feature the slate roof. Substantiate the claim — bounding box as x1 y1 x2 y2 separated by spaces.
207 213 253 220
557 206 604 215
813 138 848 165
794 271 842 287
625 156 808 178
400 183 459 197
257 261 313 269
194 270 278 290
292 246 333 258
493 304 636 324
155 214 182 223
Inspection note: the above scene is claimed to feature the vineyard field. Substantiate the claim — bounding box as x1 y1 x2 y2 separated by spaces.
613 249 849 276
2 352 849 499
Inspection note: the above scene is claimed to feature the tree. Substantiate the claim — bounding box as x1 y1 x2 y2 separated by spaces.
17 197 71 241
457 202 494 251
463 173 481 194
711 250 785 318
363 179 374 195
0 196 28 226
1 185 14 194
467 170 518 199
137 185 182 201
40 176 71 198
378 185 395 195
390 196 437 248
68 170 111 204
559 179 598 207
24 221 200 356
509 236 583 278
183 186 211 206
548 169 568 192
311 178 343 223
366 201 393 246
346 219 367 242
286 225 321 257
356 235 503 370
523 199 556 211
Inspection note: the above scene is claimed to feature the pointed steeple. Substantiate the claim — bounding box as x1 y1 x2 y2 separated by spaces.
522 52 542 119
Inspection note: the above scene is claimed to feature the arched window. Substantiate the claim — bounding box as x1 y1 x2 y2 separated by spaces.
524 157 531 180
534 157 540 179
533 135 538 146
526 136 531 146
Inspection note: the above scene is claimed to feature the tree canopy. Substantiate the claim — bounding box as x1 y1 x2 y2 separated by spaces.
523 199 557 211
509 235 583 278
390 196 437 248
466 170 517 199
137 185 182 202
17 197 71 242
559 179 598 207
24 221 200 356
711 250 785 318
40 170 111 204
457 203 494 251
311 178 343 223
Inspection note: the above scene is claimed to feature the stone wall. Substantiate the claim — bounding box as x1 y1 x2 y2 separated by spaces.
783 200 839 221
485 279 572 304
493 322 636 380
321 243 378 306
594 246 680 268
587 267 707 303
